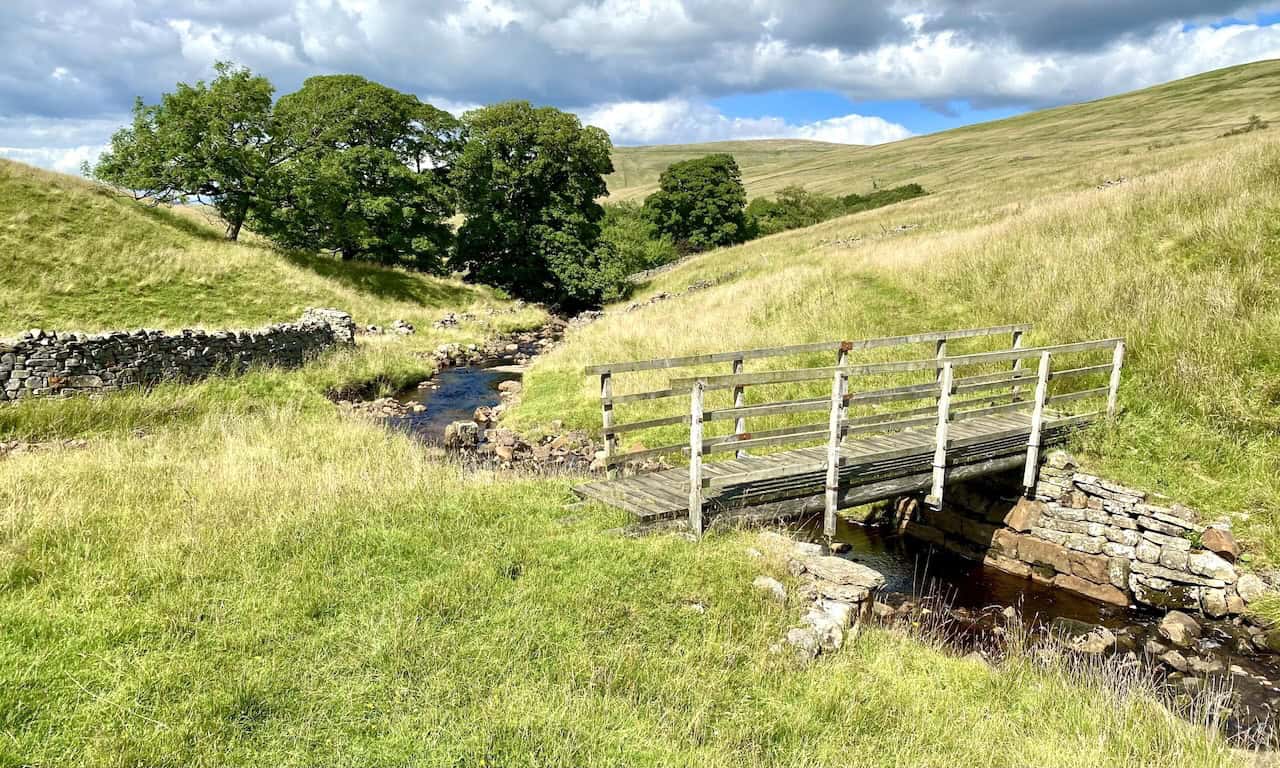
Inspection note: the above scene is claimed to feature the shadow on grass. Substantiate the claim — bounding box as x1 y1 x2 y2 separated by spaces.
95 187 230 244
283 250 482 307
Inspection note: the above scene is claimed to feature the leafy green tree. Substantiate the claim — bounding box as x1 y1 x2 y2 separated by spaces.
746 185 840 237
92 62 275 240
253 75 460 270
452 101 616 307
600 201 679 273
642 154 748 252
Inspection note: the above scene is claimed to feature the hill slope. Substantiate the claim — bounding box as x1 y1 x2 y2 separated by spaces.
607 59 1280 202
0 159 525 335
523 61 1280 569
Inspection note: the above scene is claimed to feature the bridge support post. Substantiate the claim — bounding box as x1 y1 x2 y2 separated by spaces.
927 362 955 508
600 371 617 479
688 380 705 538
1022 351 1053 495
1106 340 1125 420
824 350 850 540
732 357 747 458
1010 329 1025 402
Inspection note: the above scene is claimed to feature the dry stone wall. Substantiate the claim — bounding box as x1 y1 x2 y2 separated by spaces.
899 451 1261 618
0 308 355 401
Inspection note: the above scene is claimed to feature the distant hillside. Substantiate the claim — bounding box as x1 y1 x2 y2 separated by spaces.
606 59 1280 202
0 160 516 335
607 139 845 198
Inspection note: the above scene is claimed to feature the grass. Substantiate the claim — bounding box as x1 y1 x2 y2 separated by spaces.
0 159 542 335
0 407 1243 766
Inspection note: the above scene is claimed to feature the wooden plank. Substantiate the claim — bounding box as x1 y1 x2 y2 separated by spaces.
706 460 829 489
706 429 828 454
1046 386 1109 406
929 363 955 506
689 382 704 536
606 443 687 467
582 323 1034 374
600 372 615 479
824 363 846 538
1107 340 1126 419
1022 351 1052 492
703 421 828 449
606 387 683 405
669 338 1123 388
951 400 1033 422
732 357 747 458
604 414 690 436
704 397 829 421
841 414 938 437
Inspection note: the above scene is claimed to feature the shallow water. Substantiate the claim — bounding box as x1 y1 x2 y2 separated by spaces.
389 366 520 444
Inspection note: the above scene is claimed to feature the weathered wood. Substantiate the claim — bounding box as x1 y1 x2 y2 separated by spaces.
703 398 830 421
605 443 687 467
603 413 690 436
1022 351 1052 493
705 429 828 454
688 380 705 537
582 323 1034 374
606 387 683 405
824 360 846 539
1046 386 1109 406
1107 340 1126 419
928 362 955 507
702 421 828 449
1010 329 1025 402
600 372 616 479
732 357 747 458
841 413 938 437
669 338 1124 388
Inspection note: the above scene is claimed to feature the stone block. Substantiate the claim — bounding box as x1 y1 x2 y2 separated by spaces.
1187 551 1236 583
1102 542 1136 559
1070 551 1111 584
1108 557 1130 590
1200 528 1239 563
1019 536 1072 573
1135 541 1160 564
983 553 1031 579
1003 498 1042 532
1064 534 1104 555
1158 547 1189 571
989 528 1021 559
1043 504 1086 523
1054 572 1128 606
1104 527 1141 546
1137 516 1186 536
1141 530 1191 551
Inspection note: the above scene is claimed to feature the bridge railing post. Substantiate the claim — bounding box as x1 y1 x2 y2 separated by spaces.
600 371 617 479
1106 340 1125 420
1022 351 1053 496
927 362 955 509
688 379 705 538
732 357 747 458
823 354 849 540
1010 329 1025 403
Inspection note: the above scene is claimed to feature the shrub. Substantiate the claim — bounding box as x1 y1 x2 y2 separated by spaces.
600 201 679 273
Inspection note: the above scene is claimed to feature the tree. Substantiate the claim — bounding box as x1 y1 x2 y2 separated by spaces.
452 101 617 307
92 62 276 240
642 154 748 252
252 75 459 271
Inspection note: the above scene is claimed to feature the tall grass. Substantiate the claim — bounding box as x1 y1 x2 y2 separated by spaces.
0 408 1241 766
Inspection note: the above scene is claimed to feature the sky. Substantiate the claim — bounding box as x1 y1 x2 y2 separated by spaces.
2 1 1280 174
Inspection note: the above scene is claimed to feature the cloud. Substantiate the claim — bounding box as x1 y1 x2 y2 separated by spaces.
2 2 1280 172
580 99 913 146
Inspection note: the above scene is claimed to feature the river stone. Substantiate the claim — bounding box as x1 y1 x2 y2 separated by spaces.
443 420 481 450
1160 650 1191 673
1052 618 1116 654
1187 551 1236 582
1158 611 1201 648
803 556 886 589
1200 528 1239 563
1236 573 1267 603
752 575 787 604
1200 588 1229 619
784 627 821 659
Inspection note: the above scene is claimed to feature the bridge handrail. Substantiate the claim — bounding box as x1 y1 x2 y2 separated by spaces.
594 323 1032 472
583 323 1032 375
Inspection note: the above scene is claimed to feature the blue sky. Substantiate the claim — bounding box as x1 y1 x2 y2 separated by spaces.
1 2 1279 172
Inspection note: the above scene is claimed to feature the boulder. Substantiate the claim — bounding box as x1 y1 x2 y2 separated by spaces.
1051 618 1116 654
443 420 481 450
1158 611 1201 648
1200 527 1239 563
784 627 820 659
802 556 886 590
1236 573 1267 603
1160 650 1191 673
1187 551 1236 582
752 575 787 604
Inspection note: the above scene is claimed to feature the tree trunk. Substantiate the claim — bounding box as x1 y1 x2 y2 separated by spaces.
224 217 243 241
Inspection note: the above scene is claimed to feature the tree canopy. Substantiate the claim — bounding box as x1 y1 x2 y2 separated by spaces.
642 154 749 252
251 75 460 271
92 62 275 240
452 100 618 308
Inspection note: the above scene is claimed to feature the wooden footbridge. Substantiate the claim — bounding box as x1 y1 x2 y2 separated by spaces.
573 324 1125 537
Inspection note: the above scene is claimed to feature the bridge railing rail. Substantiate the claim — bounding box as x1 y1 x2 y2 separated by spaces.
585 323 1032 475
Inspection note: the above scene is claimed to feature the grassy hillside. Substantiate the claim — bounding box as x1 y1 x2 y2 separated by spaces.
520 62 1280 573
0 159 538 336
608 138 844 197
607 59 1280 202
